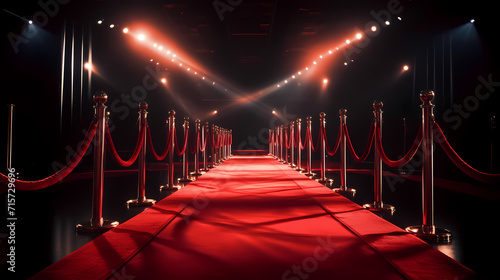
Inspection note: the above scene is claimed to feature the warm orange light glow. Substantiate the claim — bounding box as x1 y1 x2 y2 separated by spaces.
356 33 362 39
403 65 409 71
371 25 377 32
123 27 129 33
272 110 277 115
161 78 167 84
138 34 146 41
213 110 218 115
346 39 351 44
84 62 92 71
323 78 328 84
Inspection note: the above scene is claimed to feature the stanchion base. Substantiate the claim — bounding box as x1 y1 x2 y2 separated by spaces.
76 220 119 234
126 198 156 208
289 164 296 169
190 171 205 178
315 178 333 187
405 225 452 243
302 171 316 177
177 177 194 184
295 167 306 172
363 202 395 214
160 184 180 191
332 187 356 198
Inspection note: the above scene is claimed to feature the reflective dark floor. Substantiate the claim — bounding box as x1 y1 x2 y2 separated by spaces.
1 160 499 279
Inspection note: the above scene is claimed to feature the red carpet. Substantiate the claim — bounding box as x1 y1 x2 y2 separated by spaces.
31 155 475 280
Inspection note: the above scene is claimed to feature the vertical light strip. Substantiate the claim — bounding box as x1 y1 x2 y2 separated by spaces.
80 25 84 120
449 33 453 107
60 20 66 133
88 25 92 99
70 22 75 125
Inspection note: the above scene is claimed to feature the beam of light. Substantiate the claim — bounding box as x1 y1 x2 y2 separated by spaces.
71 23 75 125
87 25 92 101
60 20 66 132
80 25 84 120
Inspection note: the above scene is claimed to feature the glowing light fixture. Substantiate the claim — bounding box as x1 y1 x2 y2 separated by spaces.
138 34 146 41
356 33 362 39
403 65 409 71
371 25 377 32
123 27 129 33
161 78 167 84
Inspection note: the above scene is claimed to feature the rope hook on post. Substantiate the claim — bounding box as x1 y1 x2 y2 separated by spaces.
315 112 333 187
160 110 180 191
304 116 315 177
76 91 119 233
332 109 355 197
406 90 452 243
363 101 395 213
127 101 156 207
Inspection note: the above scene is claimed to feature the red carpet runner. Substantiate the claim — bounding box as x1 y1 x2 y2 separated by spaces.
31 155 475 280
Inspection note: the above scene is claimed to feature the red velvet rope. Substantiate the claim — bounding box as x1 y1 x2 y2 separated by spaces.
190 132 200 154
307 127 319 152
285 130 291 149
344 122 375 163
147 126 172 161
105 122 145 167
0 122 97 191
374 123 422 168
323 125 341 156
199 131 208 152
433 123 500 184
175 127 189 156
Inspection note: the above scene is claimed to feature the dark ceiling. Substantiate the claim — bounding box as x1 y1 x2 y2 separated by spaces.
2 0 499 163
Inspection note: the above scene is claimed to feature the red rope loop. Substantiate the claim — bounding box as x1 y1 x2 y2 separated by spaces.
175 127 189 156
285 130 291 149
375 123 422 167
307 127 319 152
190 132 200 154
323 125 341 156
147 126 172 161
0 122 97 191
200 131 209 152
434 123 500 184
105 122 145 167
344 122 375 163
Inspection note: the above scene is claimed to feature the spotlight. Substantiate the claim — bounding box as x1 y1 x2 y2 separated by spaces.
84 62 92 70
323 78 328 84
356 33 362 39
272 110 277 115
385 20 390 25
313 61 317 65
470 19 475 23
109 24 115 28
161 78 167 84
346 39 351 44
97 19 103 25
28 20 33 25
123 27 129 33
403 65 409 71
213 110 218 115
371 25 377 32
137 34 146 41
284 80 288 83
